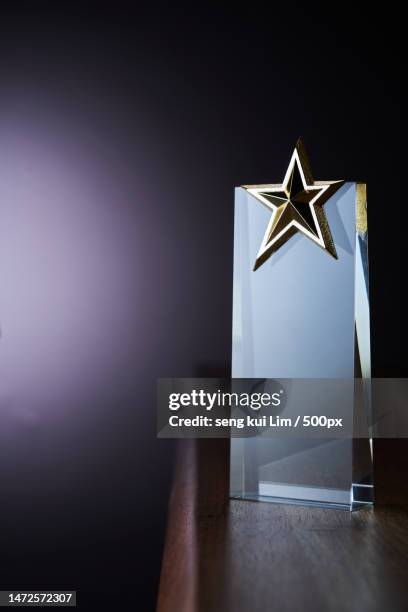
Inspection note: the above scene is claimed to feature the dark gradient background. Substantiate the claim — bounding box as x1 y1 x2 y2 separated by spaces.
0 2 406 611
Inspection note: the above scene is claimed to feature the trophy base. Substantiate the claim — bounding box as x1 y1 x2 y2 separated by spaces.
230 437 374 511
231 482 374 511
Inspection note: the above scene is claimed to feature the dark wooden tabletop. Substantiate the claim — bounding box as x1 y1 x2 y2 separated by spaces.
157 440 408 612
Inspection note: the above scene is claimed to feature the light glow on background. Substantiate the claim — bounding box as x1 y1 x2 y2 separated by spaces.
0 111 145 429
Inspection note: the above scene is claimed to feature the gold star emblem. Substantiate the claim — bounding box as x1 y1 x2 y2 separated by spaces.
245 139 344 271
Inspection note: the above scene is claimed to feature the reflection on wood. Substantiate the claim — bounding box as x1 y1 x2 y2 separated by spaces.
157 439 408 612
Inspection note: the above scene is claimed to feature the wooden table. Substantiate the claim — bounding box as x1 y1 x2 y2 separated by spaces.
157 440 408 612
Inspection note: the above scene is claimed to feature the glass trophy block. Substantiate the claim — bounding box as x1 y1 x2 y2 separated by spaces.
230 178 373 510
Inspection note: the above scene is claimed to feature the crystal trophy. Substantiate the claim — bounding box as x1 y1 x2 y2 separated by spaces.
230 139 373 510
